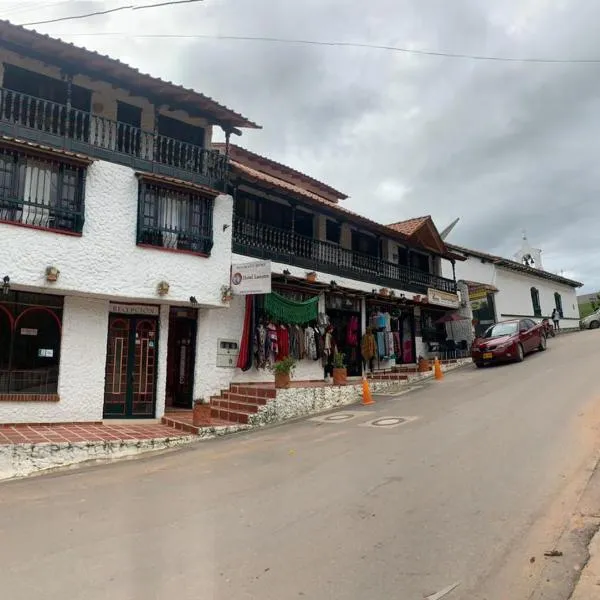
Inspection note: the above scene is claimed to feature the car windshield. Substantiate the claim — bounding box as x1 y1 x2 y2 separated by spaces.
484 322 518 338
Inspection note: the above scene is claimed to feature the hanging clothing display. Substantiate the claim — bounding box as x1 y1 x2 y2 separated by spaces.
236 295 254 371
361 330 376 361
264 292 319 324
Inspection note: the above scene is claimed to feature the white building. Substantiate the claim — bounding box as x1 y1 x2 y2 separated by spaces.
191 145 464 418
0 21 258 423
442 241 583 336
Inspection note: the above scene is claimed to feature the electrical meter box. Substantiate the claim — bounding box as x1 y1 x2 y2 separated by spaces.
216 339 239 368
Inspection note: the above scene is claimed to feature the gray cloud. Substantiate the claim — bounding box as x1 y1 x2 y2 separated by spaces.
12 0 600 289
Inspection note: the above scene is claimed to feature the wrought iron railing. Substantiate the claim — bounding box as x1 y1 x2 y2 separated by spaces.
232 216 456 294
137 181 214 255
0 87 228 186
0 147 85 233
0 367 59 394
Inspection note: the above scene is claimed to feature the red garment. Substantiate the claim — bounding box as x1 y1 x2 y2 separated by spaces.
277 325 290 360
346 315 359 346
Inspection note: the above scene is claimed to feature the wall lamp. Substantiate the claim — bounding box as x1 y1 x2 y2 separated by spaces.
2 276 9 296
190 296 198 305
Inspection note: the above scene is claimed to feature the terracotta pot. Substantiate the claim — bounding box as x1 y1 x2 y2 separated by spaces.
332 367 348 385
418 358 431 373
192 403 211 426
275 372 291 389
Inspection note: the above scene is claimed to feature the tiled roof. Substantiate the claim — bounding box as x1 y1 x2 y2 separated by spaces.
463 280 499 293
387 216 430 236
0 134 94 164
216 143 347 201
230 161 459 260
0 20 259 130
449 244 583 288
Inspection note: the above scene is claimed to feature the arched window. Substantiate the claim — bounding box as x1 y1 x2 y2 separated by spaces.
554 292 563 318
531 287 541 317
0 292 63 395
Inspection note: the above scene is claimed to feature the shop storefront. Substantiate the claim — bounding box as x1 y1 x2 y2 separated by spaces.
325 293 362 377
365 298 416 368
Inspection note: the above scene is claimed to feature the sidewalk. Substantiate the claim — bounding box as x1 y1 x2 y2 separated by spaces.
0 420 248 481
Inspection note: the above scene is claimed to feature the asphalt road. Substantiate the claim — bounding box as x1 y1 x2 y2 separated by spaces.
2 330 600 600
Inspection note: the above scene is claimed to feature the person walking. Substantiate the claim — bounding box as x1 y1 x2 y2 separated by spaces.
551 308 560 332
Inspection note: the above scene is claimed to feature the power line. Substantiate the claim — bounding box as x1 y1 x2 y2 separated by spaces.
19 0 202 27
39 32 600 64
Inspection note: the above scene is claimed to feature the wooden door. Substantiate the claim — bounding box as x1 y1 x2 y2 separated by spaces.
103 315 158 418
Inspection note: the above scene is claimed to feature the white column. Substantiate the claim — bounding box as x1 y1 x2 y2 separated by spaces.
155 304 170 419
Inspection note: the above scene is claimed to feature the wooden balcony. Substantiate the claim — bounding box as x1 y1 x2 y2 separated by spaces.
232 217 457 295
0 87 228 189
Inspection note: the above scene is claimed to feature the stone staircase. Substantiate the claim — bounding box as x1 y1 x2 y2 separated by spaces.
209 384 276 424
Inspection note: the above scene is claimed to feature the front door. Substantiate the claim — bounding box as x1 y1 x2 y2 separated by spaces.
166 312 197 409
103 315 158 418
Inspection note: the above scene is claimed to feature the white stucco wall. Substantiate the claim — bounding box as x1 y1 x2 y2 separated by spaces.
0 295 109 423
446 255 581 328
494 268 580 325
0 160 233 307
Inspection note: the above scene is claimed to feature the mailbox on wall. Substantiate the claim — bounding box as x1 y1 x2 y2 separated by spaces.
216 339 240 368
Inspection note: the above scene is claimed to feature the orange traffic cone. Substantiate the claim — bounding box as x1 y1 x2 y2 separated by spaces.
434 357 444 381
362 376 375 405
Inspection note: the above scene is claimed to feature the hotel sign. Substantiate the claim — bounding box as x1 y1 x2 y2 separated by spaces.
231 260 272 295
427 288 460 308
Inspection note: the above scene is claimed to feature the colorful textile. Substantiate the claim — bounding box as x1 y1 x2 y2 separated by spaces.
361 332 376 361
264 292 318 324
277 325 290 361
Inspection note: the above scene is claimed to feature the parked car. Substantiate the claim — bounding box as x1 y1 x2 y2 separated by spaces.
471 319 546 368
580 309 600 330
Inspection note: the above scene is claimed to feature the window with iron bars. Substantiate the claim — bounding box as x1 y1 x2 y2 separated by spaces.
0 147 85 233
137 181 214 256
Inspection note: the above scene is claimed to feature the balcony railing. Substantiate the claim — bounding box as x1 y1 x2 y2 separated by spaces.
232 217 457 295
0 88 228 188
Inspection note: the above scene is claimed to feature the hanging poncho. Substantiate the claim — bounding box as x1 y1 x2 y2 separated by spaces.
263 291 318 324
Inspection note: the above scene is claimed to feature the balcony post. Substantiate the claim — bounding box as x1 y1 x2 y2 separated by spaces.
64 72 73 138
451 260 456 282
152 110 159 162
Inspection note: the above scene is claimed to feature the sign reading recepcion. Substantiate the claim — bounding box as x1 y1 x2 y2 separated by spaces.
231 260 272 296
427 288 460 308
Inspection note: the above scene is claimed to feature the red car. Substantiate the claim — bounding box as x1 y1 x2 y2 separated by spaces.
471 318 547 368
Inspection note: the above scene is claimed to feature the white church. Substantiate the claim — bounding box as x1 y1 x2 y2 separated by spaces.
440 229 583 335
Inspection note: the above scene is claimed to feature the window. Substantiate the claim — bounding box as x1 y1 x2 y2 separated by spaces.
531 287 541 317
326 219 341 244
0 147 85 233
0 292 63 396
137 181 214 255
554 292 563 318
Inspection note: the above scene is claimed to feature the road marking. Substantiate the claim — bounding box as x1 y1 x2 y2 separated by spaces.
359 416 418 429
309 411 373 424
426 581 461 600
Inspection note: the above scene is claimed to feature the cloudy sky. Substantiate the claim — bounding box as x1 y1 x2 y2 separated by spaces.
2 0 598 289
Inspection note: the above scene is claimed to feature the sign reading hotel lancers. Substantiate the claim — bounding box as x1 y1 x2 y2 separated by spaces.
231 260 272 296
427 288 460 309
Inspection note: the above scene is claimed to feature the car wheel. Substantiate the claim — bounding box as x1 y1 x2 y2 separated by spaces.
516 343 525 362
590 321 600 330
475 362 484 369
538 335 547 351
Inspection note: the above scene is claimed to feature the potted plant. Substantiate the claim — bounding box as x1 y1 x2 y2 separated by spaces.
270 356 296 389
418 355 431 373
192 399 212 426
332 352 348 385
306 271 317 282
